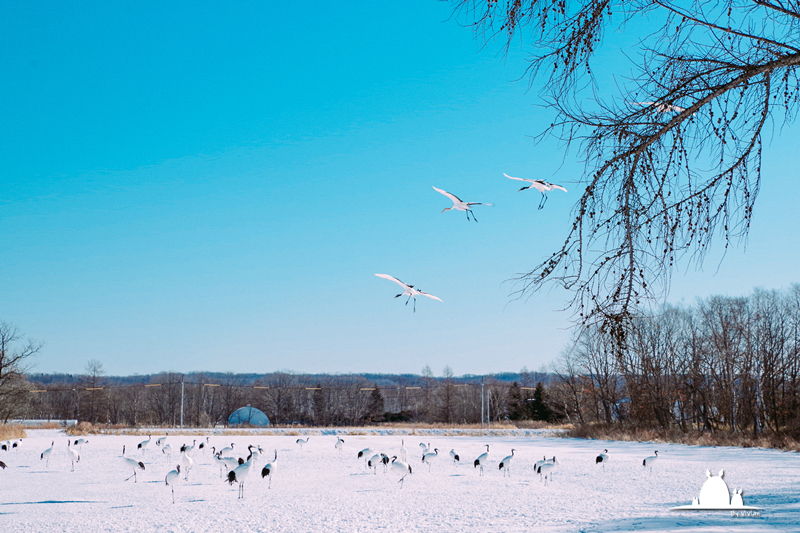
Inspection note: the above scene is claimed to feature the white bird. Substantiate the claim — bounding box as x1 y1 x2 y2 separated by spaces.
40 441 54 467
535 456 558 478
122 445 146 482
537 457 559 485
227 446 256 499
212 450 239 478
375 274 442 312
399 440 408 462
643 450 659 471
261 449 277 488
498 449 515 477
473 444 490 476
367 453 382 474
419 442 430 455
181 451 194 481
432 186 494 222
380 453 391 473
422 448 439 471
335 437 344 453
73 438 88 452
2 441 10 451
12 439 21 449
165 465 180 503
449 449 460 466
390 456 413 488
218 443 235 458
296 437 309 450
533 455 549 472
137 435 152 454
504 173 568 209
155 436 167 448
357 447 374 463
162 443 173 457
180 440 196 455
67 440 80 472
596 449 609 470
198 437 209 451
633 101 686 113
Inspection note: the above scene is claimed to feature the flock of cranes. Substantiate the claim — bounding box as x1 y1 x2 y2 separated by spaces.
375 173 568 312
2 434 664 503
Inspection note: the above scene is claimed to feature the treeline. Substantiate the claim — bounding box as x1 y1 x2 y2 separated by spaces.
16 365 556 427
7 285 799 437
550 286 800 438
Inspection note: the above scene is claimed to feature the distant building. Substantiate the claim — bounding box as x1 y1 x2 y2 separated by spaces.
228 405 270 427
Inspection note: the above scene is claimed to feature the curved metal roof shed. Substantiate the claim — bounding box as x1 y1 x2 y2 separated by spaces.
228 405 270 427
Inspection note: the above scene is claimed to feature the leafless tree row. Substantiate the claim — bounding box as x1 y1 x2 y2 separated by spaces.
551 285 800 436
16 365 558 427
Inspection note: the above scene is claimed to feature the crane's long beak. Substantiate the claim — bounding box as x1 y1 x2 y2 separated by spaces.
441 208 450 213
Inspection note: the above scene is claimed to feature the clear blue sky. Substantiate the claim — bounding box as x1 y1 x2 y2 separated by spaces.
2 1 798 376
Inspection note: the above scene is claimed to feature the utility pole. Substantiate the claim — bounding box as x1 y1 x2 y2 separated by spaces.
481 380 484 430
487 387 490 429
180 375 185 429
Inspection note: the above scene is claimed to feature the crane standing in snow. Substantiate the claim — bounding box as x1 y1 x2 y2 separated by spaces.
137 435 152 454
474 445 490 476
643 451 659 472
67 440 80 472
261 449 277 489
449 449 460 466
122 445 146 482
498 449 515 477
227 445 257 499
165 465 180 503
391 456 413 488
40 441 54 468
422 448 439 472
596 449 609 470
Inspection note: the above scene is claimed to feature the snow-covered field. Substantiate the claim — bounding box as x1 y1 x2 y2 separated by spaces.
1 429 798 532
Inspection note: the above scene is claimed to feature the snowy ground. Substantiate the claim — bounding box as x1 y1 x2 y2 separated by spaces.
1 429 798 532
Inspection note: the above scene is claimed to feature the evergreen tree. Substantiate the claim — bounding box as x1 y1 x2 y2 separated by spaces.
507 381 526 421
532 382 554 422
366 384 384 422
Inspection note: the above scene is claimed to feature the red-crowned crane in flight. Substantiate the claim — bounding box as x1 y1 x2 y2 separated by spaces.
375 274 442 313
432 186 493 222
504 173 567 210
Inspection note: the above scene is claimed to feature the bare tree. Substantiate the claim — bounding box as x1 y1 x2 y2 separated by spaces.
453 1 800 338
0 323 41 423
438 365 456 423
79 360 108 423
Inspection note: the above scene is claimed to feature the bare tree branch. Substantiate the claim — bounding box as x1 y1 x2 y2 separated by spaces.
452 1 800 339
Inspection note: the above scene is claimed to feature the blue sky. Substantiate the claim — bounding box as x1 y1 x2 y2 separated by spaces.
2 2 799 376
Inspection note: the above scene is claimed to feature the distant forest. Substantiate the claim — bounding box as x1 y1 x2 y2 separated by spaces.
4 287 799 439
17 366 554 427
